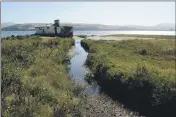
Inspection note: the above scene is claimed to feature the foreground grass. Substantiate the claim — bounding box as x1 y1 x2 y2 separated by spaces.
1 36 83 117
81 38 176 116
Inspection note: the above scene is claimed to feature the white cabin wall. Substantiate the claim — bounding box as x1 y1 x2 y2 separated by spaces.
36 26 63 35
44 26 61 34
43 26 55 34
57 27 61 33
36 28 44 34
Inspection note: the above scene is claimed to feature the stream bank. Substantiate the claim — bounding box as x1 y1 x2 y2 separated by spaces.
80 38 176 117
68 37 140 117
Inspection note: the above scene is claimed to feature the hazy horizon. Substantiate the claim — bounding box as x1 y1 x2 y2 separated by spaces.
1 22 175 27
2 2 175 26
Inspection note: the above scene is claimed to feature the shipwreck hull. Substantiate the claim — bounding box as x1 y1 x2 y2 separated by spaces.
35 32 73 37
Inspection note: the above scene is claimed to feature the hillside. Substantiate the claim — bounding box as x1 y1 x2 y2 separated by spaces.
1 22 16 28
1 22 175 31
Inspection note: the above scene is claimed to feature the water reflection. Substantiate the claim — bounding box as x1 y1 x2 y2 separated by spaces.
69 38 99 94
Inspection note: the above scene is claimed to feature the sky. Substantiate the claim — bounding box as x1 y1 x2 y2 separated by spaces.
1 2 175 26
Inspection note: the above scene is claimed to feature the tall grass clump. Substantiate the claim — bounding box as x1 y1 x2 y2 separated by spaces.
81 38 176 117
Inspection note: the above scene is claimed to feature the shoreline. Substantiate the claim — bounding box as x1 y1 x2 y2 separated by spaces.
76 34 175 41
1 30 175 38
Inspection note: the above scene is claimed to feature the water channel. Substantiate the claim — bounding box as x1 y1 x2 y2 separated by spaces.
68 38 100 94
67 37 163 117
67 38 141 117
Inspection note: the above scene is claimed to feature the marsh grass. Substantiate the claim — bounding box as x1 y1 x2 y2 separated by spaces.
103 34 176 39
77 35 87 39
81 38 176 116
1 35 83 117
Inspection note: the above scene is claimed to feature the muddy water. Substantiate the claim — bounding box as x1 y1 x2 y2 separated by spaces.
68 38 99 94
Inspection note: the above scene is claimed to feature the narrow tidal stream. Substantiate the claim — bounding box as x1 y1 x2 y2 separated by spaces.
67 38 140 117
68 38 100 94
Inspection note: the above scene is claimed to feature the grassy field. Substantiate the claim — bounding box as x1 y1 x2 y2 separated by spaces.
81 38 176 116
1 35 84 117
103 34 176 39
1 35 138 117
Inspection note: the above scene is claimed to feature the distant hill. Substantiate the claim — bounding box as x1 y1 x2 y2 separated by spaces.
1 22 175 31
154 23 175 30
1 22 16 28
1 23 39 31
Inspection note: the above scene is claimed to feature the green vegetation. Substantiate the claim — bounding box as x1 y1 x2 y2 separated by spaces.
77 35 87 38
1 36 83 117
81 38 176 116
103 34 175 39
